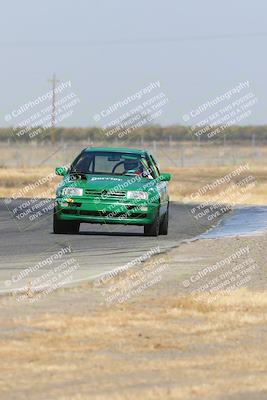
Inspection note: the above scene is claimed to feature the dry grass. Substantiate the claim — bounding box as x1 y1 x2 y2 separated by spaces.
1 289 267 399
166 165 267 204
1 141 267 205
1 165 267 205
0 167 60 198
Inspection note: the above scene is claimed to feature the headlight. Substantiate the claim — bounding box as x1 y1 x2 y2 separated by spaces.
62 187 83 196
127 191 148 200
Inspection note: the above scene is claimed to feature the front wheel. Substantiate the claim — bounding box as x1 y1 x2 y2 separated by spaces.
53 209 80 234
159 205 169 235
144 210 160 237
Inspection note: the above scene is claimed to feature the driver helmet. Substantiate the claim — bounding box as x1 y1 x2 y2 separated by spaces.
124 159 143 174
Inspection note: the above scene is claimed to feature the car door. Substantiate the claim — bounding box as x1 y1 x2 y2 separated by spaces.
148 154 168 212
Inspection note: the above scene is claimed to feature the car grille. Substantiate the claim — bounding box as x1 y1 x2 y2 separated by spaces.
61 209 146 219
80 210 146 218
61 209 78 215
84 189 126 200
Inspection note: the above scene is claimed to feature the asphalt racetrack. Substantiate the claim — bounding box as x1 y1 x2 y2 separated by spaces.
0 199 226 293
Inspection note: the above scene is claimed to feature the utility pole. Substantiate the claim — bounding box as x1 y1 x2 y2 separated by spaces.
48 73 60 145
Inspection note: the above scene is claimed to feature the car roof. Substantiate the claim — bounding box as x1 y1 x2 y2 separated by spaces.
83 147 147 155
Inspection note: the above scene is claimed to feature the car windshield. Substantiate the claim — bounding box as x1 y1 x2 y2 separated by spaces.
70 151 153 177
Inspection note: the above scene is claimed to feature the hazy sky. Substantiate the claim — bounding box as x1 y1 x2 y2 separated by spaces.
0 0 266 127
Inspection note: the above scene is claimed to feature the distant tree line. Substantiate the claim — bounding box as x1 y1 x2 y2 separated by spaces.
0 125 266 143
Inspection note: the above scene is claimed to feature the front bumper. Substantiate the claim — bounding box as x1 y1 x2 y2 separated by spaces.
55 197 158 225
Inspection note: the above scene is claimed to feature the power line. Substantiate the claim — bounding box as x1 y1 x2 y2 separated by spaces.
1 32 267 47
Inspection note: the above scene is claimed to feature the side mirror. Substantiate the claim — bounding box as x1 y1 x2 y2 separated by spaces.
55 166 68 176
160 172 171 182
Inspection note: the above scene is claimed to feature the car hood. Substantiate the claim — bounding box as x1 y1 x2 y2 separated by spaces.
59 174 155 192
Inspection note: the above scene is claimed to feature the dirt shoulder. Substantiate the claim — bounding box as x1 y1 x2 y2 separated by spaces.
0 233 267 399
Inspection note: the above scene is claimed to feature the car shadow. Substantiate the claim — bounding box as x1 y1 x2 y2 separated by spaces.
49 231 144 237
78 231 144 237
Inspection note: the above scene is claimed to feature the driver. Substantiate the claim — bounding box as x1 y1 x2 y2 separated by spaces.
123 159 143 175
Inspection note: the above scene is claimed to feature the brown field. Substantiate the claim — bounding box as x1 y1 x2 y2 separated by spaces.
167 165 267 204
0 164 266 205
0 167 59 198
1 141 267 203
1 288 267 399
1 142 267 399
0 189 266 399
0 141 266 204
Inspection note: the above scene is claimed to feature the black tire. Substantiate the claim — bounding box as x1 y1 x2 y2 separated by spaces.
159 205 169 235
53 209 80 234
144 210 160 237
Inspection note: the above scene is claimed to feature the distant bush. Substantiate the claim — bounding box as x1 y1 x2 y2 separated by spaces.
1 125 267 143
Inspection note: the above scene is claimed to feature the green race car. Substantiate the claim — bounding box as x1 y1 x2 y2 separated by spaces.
54 147 171 236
